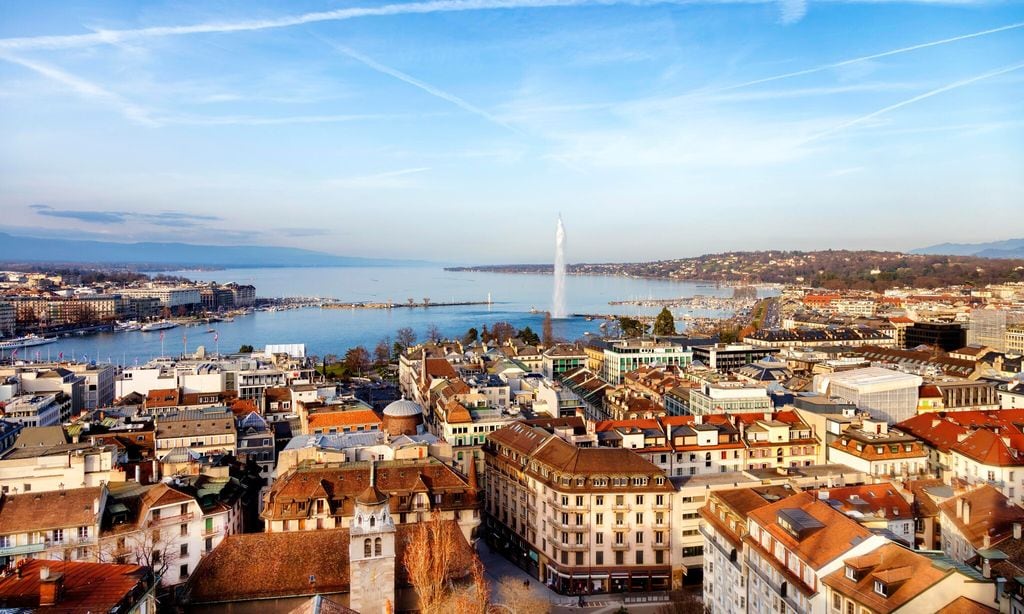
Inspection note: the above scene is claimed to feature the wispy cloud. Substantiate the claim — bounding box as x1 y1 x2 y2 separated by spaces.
1 54 159 125
704 19 1024 95
804 60 1024 143
326 167 431 189
778 0 807 25
317 37 517 132
0 0 999 53
30 204 221 227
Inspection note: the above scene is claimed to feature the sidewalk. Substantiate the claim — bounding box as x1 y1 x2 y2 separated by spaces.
476 542 674 613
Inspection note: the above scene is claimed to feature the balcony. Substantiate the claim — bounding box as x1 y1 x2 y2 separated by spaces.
652 542 670 550
560 541 590 551
611 502 631 511
148 512 194 527
611 541 631 551
0 542 46 557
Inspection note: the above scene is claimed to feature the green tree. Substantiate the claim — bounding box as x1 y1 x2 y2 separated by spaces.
344 346 371 376
617 316 648 339
653 307 676 336
517 326 540 345
238 344 254 353
462 327 479 345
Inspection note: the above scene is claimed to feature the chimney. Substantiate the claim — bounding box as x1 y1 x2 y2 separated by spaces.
1014 523 1022 540
963 500 971 525
92 497 99 515
956 498 964 519
982 557 992 579
151 459 160 483
38 567 64 606
984 533 991 549
695 414 703 426
134 464 141 483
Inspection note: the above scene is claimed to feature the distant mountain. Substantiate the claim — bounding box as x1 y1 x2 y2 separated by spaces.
912 238 1024 259
0 232 422 268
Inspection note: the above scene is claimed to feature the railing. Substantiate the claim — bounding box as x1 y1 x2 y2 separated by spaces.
148 512 194 527
611 541 631 551
0 542 46 557
562 541 589 551
652 542 670 550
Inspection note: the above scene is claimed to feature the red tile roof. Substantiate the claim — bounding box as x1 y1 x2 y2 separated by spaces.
0 560 151 612
938 485 1024 549
0 487 102 535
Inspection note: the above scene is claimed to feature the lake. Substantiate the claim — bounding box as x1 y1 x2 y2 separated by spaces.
25 267 775 365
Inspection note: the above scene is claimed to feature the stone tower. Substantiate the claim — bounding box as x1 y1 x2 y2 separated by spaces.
349 463 396 614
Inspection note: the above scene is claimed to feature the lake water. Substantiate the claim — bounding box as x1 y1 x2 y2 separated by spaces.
25 267 775 365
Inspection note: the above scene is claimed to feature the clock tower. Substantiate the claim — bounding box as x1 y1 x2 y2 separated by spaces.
349 463 396 614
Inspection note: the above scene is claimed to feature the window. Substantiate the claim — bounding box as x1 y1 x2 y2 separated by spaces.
595 513 604 525
576 495 584 506
615 551 624 565
595 496 604 505
181 503 189 515
873 580 887 597
845 566 857 581
832 594 842 611
635 532 644 544
655 494 664 506
596 551 604 565
635 551 644 565
576 552 584 565
77 526 88 540
596 533 604 545
179 564 189 580
364 538 371 557
375 537 382 556
180 543 188 556
205 537 213 552
51 529 64 544
635 495 644 505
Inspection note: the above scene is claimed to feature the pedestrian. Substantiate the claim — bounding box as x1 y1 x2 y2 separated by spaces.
578 594 585 608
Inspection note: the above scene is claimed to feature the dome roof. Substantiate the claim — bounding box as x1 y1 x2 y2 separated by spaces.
383 399 423 417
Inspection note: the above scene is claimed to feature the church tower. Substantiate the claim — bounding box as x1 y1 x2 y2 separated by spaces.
349 463 396 614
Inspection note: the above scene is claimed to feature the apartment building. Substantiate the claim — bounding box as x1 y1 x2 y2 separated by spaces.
822 542 1000 614
602 340 692 385
485 421 675 594
742 492 888 614
100 477 246 588
0 301 14 337
938 485 1024 565
542 344 588 380
688 381 772 416
153 407 237 457
0 438 121 494
691 344 780 374
0 486 106 568
0 394 69 428
827 419 929 478
261 459 480 542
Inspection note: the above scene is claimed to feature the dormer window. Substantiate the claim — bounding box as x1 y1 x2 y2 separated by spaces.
873 580 888 597
845 565 858 581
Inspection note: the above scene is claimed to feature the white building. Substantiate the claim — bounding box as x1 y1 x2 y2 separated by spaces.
813 367 921 424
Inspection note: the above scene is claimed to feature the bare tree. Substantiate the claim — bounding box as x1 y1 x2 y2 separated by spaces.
404 511 456 614
425 324 443 343
374 336 392 365
98 527 177 582
495 576 551 614
396 327 417 350
445 554 489 614
423 297 431 307
654 593 704 614
490 322 516 344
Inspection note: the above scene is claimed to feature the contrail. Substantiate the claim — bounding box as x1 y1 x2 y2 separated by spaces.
803 60 1024 144
1 54 159 125
319 37 519 132
0 0 657 51
707 20 1024 94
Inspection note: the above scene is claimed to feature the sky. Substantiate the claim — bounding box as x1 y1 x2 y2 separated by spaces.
0 0 1021 264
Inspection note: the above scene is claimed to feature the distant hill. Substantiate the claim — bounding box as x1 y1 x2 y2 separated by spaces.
449 249 1024 290
912 238 1024 259
0 232 421 268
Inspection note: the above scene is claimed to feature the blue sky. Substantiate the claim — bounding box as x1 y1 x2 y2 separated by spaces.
0 0 1021 263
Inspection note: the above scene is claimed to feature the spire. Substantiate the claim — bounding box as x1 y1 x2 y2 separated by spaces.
467 456 479 492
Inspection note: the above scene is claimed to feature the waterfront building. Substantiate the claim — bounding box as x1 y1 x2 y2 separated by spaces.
118 287 202 311
744 326 895 349
813 367 921 424
0 301 13 337
602 340 692 385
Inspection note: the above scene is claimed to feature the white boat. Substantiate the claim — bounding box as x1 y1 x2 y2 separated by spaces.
0 334 55 351
140 320 179 332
